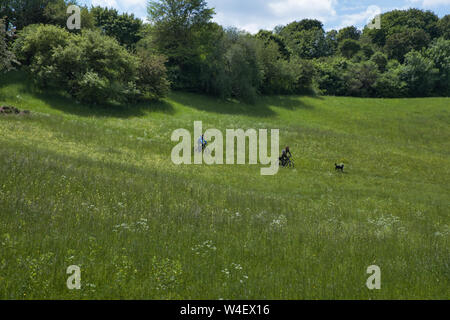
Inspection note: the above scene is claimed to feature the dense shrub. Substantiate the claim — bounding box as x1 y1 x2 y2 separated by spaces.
337 26 361 42
258 39 314 95
384 29 430 62
339 39 361 59
425 38 450 96
136 52 171 100
13 24 169 104
314 58 349 96
344 61 379 97
374 63 408 98
401 51 438 97
0 19 18 72
370 52 388 72
91 6 143 49
13 24 71 75
193 29 261 102
226 34 264 103
278 20 331 59
438 15 450 40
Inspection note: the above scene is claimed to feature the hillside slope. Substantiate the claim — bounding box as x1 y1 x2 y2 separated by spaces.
0 71 449 299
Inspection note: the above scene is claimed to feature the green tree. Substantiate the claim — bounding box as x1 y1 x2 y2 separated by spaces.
314 57 350 96
225 31 264 103
401 50 438 97
14 24 168 104
363 9 439 47
256 30 290 60
147 0 215 88
43 1 94 30
2 0 63 30
345 61 380 97
425 38 450 96
278 19 331 59
384 28 430 62
374 61 408 97
437 15 450 40
337 26 361 42
325 29 338 55
1 0 94 31
91 6 143 49
257 38 314 95
339 39 361 59
280 19 324 34
0 18 18 72
135 51 171 99
370 51 388 72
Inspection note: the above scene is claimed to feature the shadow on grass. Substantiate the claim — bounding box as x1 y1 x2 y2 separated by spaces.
2 71 317 119
168 91 315 117
42 94 175 118
1 71 175 118
31 89 175 119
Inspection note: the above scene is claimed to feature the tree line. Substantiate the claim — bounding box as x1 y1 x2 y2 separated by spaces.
1 0 449 105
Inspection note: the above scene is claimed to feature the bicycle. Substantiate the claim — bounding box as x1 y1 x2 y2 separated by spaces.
194 143 211 155
280 157 295 168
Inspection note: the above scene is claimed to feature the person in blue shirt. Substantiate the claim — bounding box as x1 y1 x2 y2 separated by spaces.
198 134 207 151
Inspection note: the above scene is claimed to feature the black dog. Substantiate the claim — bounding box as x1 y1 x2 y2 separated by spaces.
335 163 344 172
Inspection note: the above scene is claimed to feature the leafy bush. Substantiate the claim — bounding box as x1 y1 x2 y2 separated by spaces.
438 15 450 40
136 52 171 100
258 39 307 95
74 71 111 104
13 24 71 78
337 26 361 42
278 20 331 59
226 34 263 103
344 61 380 97
13 24 169 104
0 19 18 72
384 29 430 62
314 57 349 96
339 39 361 59
374 62 408 98
370 51 388 72
91 6 143 49
401 50 438 97
425 37 450 96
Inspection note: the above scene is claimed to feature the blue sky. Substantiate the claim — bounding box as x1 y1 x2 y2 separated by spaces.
78 0 450 33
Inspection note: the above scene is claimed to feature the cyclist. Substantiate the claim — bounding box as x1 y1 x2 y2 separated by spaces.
279 146 292 167
197 134 207 151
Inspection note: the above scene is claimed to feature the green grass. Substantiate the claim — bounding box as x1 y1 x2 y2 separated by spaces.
0 71 448 299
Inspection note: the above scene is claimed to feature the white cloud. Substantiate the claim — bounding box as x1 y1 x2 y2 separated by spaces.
422 0 450 7
122 0 147 6
89 0 147 19
406 0 450 7
91 0 118 8
212 0 338 33
268 0 337 20
336 5 382 30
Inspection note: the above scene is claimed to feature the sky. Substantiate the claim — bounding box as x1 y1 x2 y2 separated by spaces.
78 0 450 33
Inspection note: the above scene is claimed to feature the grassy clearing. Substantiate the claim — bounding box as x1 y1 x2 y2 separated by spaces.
0 71 449 299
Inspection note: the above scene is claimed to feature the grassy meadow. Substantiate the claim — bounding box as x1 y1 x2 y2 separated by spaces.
0 71 448 299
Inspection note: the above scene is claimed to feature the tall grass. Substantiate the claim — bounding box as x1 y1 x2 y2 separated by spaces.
0 71 448 299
